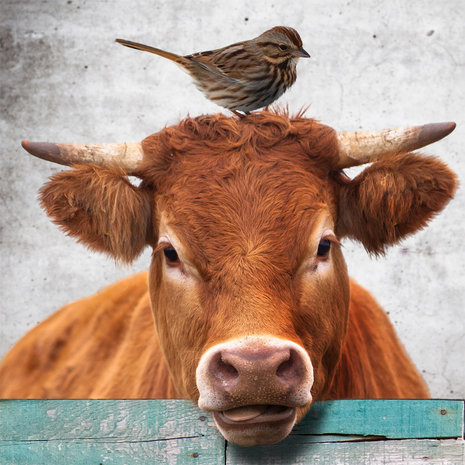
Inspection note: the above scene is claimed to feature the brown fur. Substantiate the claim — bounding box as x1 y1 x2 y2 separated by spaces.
0 111 456 421
328 283 428 398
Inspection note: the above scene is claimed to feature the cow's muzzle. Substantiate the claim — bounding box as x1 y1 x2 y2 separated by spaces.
196 336 314 446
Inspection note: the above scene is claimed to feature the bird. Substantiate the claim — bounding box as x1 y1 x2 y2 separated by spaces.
115 26 310 115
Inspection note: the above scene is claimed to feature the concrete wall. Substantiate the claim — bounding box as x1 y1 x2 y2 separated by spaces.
1 0 463 397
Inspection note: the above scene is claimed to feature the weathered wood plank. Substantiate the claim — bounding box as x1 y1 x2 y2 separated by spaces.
227 439 465 465
1 399 461 442
0 436 225 465
228 400 464 464
296 400 463 439
0 399 218 441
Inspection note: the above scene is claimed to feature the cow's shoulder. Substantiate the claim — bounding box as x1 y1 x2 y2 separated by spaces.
327 279 429 400
0 272 175 398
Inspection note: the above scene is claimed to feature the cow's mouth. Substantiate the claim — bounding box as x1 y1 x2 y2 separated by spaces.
212 405 297 446
216 404 295 424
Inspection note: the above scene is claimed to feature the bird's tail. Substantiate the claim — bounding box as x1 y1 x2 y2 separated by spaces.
115 38 183 63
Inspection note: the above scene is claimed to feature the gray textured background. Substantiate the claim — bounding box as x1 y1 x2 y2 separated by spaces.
1 0 464 398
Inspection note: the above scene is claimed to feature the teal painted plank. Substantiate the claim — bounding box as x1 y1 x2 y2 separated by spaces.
1 400 461 442
297 400 463 439
227 438 465 464
0 400 219 442
0 436 225 465
228 400 464 463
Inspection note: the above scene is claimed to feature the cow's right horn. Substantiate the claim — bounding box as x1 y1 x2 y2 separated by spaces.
21 141 144 175
336 122 456 169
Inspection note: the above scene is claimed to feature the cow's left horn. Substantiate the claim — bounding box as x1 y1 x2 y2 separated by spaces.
336 122 456 168
21 141 144 174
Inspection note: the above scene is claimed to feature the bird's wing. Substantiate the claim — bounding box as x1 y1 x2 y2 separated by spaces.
185 55 240 84
186 44 263 85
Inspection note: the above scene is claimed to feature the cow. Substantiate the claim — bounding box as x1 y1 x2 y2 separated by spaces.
0 110 457 446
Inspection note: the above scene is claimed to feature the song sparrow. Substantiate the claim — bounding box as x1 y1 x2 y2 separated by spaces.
116 26 310 114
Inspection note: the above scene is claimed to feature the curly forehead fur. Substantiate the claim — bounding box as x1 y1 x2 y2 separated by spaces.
140 109 340 185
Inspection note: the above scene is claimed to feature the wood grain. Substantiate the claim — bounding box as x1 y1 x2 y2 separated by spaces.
228 439 465 464
0 399 463 464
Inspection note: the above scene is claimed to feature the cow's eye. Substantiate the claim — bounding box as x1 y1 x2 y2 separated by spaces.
317 239 331 258
163 247 180 265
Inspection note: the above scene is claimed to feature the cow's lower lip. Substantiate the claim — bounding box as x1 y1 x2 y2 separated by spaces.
214 405 296 425
212 405 297 446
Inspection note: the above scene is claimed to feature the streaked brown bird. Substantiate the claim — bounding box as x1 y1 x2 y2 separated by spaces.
115 26 310 114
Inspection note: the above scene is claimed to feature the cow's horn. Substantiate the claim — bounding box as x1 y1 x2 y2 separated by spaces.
21 141 144 174
336 122 456 168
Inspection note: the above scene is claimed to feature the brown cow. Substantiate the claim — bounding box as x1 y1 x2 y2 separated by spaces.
0 111 457 446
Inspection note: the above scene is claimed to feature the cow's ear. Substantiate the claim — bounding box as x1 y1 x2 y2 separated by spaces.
40 165 153 263
337 152 457 254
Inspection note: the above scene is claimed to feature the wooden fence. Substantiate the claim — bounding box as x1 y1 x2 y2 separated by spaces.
0 399 463 464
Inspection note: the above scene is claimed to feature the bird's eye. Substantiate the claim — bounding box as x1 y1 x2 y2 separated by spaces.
163 247 180 266
317 239 331 258
279 44 288 50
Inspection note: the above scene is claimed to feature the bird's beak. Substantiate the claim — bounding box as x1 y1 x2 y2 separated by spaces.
293 47 311 58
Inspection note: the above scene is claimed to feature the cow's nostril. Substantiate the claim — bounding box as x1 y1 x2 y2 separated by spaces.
276 349 303 382
211 352 239 383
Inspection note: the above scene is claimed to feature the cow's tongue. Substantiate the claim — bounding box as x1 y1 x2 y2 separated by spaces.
222 405 268 421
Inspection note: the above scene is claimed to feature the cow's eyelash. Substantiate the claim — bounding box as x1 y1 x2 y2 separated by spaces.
153 241 174 257
322 234 340 246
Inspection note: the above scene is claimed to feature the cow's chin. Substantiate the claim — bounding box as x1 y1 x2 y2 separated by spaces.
212 405 297 446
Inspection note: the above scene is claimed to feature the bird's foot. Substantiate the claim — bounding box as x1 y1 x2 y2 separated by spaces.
231 110 249 118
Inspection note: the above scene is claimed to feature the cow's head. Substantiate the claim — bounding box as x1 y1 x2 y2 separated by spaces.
23 111 457 446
